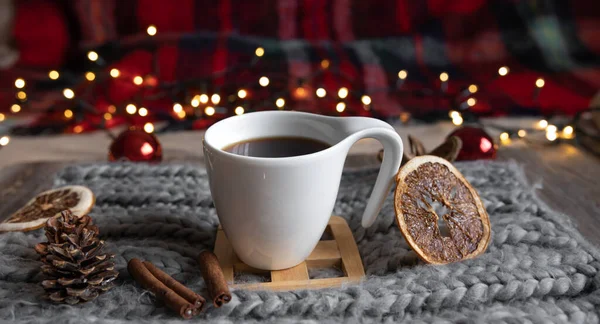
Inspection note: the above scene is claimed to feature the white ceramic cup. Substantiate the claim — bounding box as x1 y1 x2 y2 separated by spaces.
203 111 403 270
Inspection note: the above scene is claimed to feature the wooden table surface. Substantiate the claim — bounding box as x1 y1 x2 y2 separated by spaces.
499 143 600 245
1 120 599 245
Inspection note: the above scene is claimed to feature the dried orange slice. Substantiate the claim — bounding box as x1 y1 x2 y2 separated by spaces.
0 186 95 233
394 155 490 264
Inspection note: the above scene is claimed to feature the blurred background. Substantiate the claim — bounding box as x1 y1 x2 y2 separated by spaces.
0 0 598 159
0 0 598 241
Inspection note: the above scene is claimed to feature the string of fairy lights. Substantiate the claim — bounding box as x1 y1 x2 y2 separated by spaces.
0 24 578 150
446 65 575 145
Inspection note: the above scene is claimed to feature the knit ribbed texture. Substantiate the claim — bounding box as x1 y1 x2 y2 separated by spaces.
1 161 599 323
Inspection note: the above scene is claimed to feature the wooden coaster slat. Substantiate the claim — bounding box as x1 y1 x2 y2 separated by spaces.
306 240 341 268
306 258 341 269
233 263 269 275
213 228 235 283
214 216 364 291
232 277 349 291
307 240 340 261
329 220 365 279
271 263 309 282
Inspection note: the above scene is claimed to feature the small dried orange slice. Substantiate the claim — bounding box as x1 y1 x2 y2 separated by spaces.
394 155 490 264
0 186 95 233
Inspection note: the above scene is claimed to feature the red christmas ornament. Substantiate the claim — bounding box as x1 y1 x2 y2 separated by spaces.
448 126 497 161
108 128 162 162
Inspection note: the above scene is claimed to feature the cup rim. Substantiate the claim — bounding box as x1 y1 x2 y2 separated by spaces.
203 111 340 162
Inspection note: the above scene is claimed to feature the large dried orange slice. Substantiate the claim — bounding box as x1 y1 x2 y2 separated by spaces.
394 155 490 264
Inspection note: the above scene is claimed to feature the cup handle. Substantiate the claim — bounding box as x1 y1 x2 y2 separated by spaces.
339 118 404 227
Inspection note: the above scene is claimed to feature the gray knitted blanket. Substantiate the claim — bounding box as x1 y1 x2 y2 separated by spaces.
1 161 600 323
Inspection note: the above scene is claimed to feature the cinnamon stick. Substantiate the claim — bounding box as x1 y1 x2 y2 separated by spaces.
128 258 203 319
197 251 231 307
142 261 205 314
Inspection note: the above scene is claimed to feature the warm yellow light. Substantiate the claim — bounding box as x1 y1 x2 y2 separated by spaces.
238 89 247 99
110 68 120 78
138 107 148 116
439 72 449 82
133 76 144 85
546 131 557 141
108 105 116 113
173 103 183 113
452 115 463 126
563 125 574 136
361 95 371 105
336 102 346 113
500 132 510 141
143 122 154 133
321 59 330 69
538 119 548 129
63 88 75 99
73 125 83 133
64 109 73 118
468 84 478 93
546 125 557 133
338 87 349 99
518 129 527 137
16 91 26 100
191 98 200 107
0 136 9 146
11 104 21 113
398 70 408 80
275 98 285 108
144 75 157 86
498 66 509 76
104 113 112 120
199 94 209 104
259 76 269 87
449 110 460 119
87 51 99 61
49 70 60 80
235 106 245 115
85 72 96 81
15 78 25 88
0 113 4 122
467 98 477 107
177 110 186 119
294 87 307 99
316 88 326 98
255 47 264 57
535 78 545 88
404 112 417 124
211 94 221 105
147 25 157 36
204 106 216 116
125 104 137 114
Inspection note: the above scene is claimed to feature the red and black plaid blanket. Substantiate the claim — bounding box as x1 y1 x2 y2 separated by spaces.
1 0 599 125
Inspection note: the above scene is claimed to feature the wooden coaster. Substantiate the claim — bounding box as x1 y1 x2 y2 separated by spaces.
213 216 365 291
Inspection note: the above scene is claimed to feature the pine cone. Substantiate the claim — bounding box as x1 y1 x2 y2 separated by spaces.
34 210 118 304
